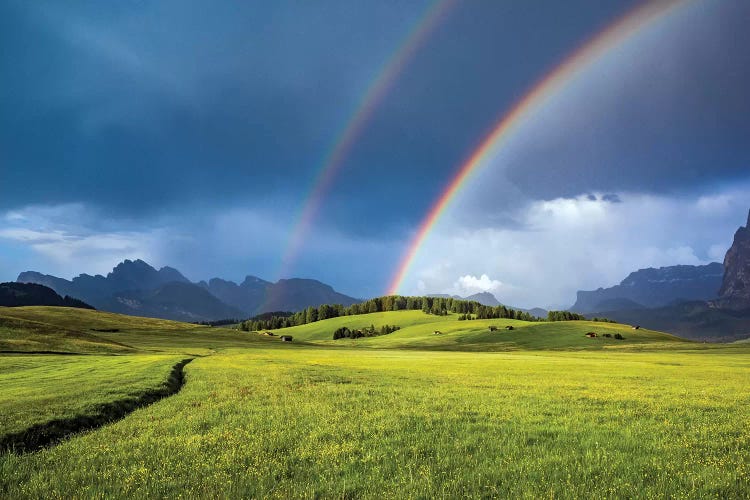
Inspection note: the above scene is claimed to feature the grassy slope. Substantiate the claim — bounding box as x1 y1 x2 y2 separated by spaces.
0 307 689 354
0 354 184 437
272 310 688 351
0 314 134 354
0 306 198 333
2 347 748 498
0 306 274 356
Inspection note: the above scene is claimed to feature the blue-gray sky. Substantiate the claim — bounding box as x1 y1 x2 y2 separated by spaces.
1 0 749 307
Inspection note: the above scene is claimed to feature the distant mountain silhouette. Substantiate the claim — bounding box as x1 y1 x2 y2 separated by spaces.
0 282 93 309
262 278 360 313
571 263 724 313
199 276 359 316
97 282 245 322
18 259 190 305
463 292 501 306
198 276 270 314
17 259 359 321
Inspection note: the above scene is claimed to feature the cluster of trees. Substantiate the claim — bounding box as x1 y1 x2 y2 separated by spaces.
547 310 586 322
456 305 538 321
332 324 400 340
590 317 617 323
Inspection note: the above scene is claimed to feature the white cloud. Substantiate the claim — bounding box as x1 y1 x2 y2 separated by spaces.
696 194 734 215
402 190 749 309
0 204 164 279
450 274 504 296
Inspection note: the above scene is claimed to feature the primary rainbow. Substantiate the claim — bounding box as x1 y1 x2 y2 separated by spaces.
275 0 457 280
387 0 693 295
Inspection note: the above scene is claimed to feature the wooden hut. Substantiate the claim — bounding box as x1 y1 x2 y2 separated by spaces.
280 335 293 342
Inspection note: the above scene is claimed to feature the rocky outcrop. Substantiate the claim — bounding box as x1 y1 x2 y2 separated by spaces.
716 210 750 311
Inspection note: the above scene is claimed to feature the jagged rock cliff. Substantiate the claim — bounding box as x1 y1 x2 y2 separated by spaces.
716 210 750 310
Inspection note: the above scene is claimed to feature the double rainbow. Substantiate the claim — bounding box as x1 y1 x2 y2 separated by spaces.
275 0 457 280
387 0 693 295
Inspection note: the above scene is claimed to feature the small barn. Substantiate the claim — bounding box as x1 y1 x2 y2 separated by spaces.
280 335 293 342
585 332 597 338
488 326 498 332
632 325 641 330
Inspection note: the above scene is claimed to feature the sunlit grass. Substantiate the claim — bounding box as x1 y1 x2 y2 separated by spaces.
1 307 748 497
0 354 183 437
1 348 749 497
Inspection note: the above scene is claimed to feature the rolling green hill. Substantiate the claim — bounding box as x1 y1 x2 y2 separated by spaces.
0 306 198 333
0 306 276 356
0 307 687 354
269 310 687 351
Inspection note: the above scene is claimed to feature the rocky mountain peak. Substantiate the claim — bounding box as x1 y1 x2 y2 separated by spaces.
717 210 750 310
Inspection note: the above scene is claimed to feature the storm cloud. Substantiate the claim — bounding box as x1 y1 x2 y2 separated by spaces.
1 1 749 304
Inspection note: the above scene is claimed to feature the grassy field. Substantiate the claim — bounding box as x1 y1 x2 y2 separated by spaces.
1 306 749 497
0 354 184 438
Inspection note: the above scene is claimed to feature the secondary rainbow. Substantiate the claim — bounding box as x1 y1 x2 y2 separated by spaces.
387 0 693 295
275 0 457 280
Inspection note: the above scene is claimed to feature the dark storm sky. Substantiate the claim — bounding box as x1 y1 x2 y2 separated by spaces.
1 0 749 305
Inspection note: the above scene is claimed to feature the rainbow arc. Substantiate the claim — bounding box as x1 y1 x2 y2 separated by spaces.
387 0 693 295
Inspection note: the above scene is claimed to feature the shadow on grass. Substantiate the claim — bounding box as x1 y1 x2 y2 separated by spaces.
0 358 193 454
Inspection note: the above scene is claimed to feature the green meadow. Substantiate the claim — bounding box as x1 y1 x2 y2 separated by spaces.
1 306 749 498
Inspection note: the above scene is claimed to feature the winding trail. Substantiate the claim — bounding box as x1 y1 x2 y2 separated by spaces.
0 358 194 454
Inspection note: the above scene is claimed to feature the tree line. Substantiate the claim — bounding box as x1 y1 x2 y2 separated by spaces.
239 295 542 332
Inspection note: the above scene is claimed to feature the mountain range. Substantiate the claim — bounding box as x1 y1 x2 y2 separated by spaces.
17 259 359 322
570 262 725 313
570 209 750 340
